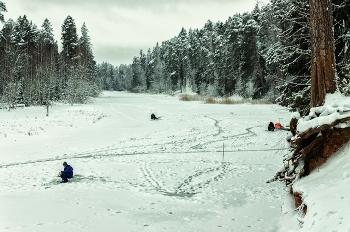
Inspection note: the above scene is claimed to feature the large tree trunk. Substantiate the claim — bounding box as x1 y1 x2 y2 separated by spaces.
269 0 350 217
309 0 336 107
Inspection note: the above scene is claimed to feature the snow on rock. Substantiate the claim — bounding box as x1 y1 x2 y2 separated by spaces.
297 92 350 133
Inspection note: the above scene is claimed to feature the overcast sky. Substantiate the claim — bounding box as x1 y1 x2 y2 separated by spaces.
3 0 263 66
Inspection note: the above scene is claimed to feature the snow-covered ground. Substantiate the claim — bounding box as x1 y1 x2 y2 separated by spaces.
0 91 295 231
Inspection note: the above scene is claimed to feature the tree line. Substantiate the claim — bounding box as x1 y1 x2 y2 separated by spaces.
1 1 349 114
98 0 350 116
0 3 100 109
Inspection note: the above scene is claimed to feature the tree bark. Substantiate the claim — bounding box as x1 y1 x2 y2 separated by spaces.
309 0 336 107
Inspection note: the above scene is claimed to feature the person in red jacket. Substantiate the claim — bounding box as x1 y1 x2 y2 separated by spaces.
59 161 73 183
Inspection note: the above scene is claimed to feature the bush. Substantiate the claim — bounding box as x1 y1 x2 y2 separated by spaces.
204 97 216 104
220 98 234 104
179 94 205 101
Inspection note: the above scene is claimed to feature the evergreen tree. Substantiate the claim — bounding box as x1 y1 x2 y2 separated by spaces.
0 19 15 96
38 18 59 105
187 28 202 93
163 39 179 92
150 42 167 93
145 48 153 91
97 62 109 90
212 21 229 96
222 15 241 96
199 20 216 95
130 56 144 92
118 64 131 91
0 19 22 109
239 14 259 98
12 15 40 105
60 16 100 103
61 15 78 81
267 0 312 115
176 27 191 92
0 12 99 107
333 0 350 96
78 22 96 83
0 1 6 23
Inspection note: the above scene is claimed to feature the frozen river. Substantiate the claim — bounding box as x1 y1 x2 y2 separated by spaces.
0 92 291 231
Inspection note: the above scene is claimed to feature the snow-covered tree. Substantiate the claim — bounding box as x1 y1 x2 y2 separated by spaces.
2 82 20 110
78 22 97 84
333 0 350 96
11 15 40 106
0 19 15 96
130 56 145 92
59 17 99 103
0 1 6 23
263 0 311 114
238 15 260 98
38 19 59 106
61 16 78 61
0 12 100 107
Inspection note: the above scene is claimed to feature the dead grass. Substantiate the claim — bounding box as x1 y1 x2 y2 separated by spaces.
179 94 205 101
179 94 274 105
220 98 235 104
204 97 216 104
204 97 273 105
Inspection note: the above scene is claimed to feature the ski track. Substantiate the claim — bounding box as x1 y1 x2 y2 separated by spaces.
0 122 285 198
0 112 270 170
0 122 275 170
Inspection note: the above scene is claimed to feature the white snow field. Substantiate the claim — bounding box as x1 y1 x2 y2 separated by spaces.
0 91 292 232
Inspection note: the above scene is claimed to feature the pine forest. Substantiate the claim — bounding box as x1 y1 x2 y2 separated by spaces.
0 12 100 108
1 0 350 116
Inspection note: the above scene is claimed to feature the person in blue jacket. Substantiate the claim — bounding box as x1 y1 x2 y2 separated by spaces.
59 161 73 183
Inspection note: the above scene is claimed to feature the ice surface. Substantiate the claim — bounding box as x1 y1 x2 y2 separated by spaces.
0 91 293 231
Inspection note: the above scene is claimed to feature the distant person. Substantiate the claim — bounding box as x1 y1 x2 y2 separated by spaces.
151 113 158 120
268 122 275 131
275 122 282 129
59 161 73 183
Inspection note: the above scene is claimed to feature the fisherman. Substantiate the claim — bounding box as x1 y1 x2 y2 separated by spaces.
151 113 158 120
268 122 275 131
59 161 73 183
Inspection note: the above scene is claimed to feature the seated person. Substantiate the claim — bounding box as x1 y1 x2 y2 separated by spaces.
59 161 73 183
151 113 158 120
268 122 275 131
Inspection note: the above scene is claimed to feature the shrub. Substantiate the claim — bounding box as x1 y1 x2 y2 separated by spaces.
204 97 216 104
220 98 234 104
180 94 274 105
179 94 205 101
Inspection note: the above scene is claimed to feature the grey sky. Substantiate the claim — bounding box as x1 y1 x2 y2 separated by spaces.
3 0 261 66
